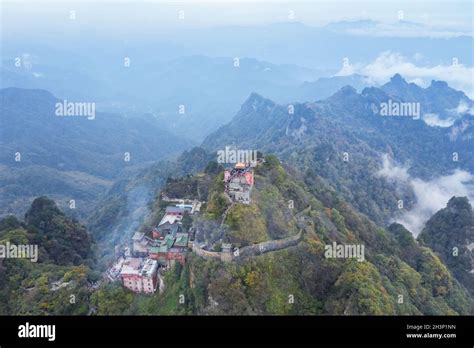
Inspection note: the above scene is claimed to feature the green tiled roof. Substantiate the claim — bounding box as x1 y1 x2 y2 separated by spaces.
164 235 175 248
174 234 189 247
148 246 160 254
149 240 171 253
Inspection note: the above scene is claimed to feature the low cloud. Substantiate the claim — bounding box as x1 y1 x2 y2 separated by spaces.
449 100 474 116
336 51 474 99
422 101 474 128
377 154 410 182
376 154 474 235
422 113 456 128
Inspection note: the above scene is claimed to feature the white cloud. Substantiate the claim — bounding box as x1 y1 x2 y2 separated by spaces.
449 100 474 116
422 113 455 127
421 100 474 128
376 154 410 182
334 64 356 77
376 155 474 235
336 51 474 99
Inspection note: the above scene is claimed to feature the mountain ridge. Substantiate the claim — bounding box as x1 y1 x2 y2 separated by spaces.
0 87 194 219
202 74 473 227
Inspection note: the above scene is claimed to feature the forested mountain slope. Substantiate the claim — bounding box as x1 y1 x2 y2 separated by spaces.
90 156 472 315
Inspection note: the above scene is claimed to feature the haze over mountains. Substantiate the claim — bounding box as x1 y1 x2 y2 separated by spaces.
2 18 472 140
1 71 472 232
203 74 473 230
68 73 473 256
0 53 359 140
0 2 473 316
0 88 193 219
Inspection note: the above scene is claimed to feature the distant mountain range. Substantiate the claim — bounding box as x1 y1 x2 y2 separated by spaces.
284 74 372 103
3 16 472 141
166 21 472 68
322 19 470 38
0 88 193 219
1 55 326 141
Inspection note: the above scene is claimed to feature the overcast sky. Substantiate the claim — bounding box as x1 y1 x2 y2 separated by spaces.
1 0 472 36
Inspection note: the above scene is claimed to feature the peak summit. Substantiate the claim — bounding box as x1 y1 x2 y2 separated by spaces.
339 85 357 94
429 80 449 89
390 73 407 85
329 85 358 100
247 92 265 101
241 92 274 112
446 196 471 211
